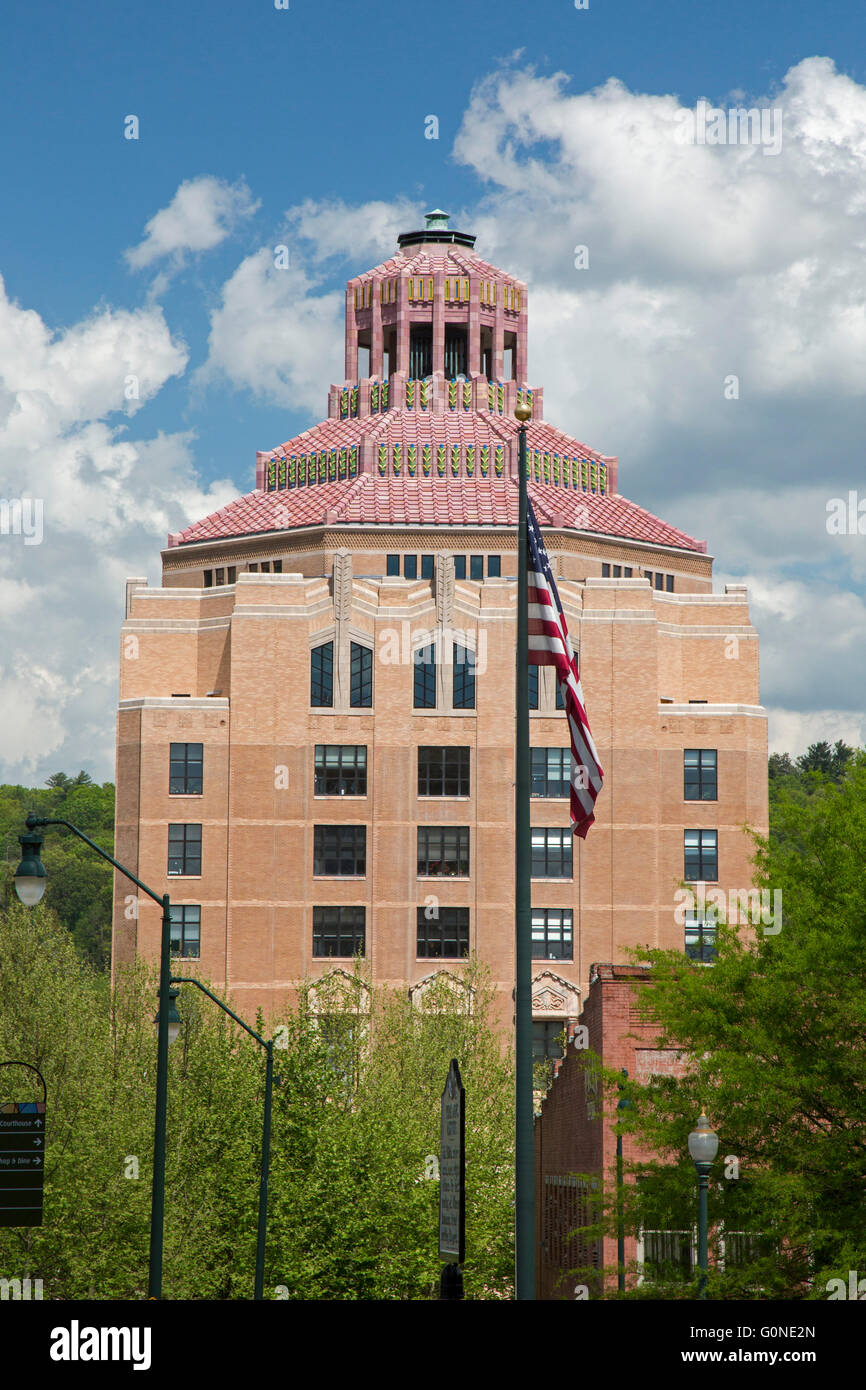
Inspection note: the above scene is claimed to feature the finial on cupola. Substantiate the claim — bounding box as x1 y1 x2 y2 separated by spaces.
425 209 451 231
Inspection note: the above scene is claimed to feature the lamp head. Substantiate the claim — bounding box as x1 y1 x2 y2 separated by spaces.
14 830 47 906
688 1112 719 1165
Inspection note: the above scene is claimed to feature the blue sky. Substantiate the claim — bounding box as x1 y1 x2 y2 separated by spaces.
2 0 866 782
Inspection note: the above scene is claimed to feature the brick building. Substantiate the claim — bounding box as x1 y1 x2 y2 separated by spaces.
112 211 768 1036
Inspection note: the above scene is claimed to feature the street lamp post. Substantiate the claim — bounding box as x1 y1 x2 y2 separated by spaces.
13 812 274 1300
688 1112 719 1299
616 1068 630 1293
13 811 174 1299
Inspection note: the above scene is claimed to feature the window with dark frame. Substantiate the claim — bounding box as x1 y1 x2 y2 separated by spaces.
528 665 539 709
684 829 718 881
532 1021 566 1062
487 555 501 577
453 555 466 580
414 642 437 709
386 554 400 576
531 828 573 878
169 904 201 959
470 554 483 580
684 748 717 801
404 554 418 580
349 643 373 707
313 825 366 877
168 823 202 877
531 748 571 798
203 570 213 587
409 324 432 378
313 906 365 958
416 905 469 958
531 908 573 960
684 912 717 963
453 644 475 709
421 554 434 579
170 743 203 796
314 745 367 796
555 680 565 710
417 826 470 877
418 746 470 797
311 641 334 707
666 574 674 592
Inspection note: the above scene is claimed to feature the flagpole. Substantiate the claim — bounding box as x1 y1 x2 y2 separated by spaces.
514 399 534 1299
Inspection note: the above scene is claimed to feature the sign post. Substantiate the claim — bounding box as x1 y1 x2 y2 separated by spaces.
0 1064 48 1228
438 1058 465 1299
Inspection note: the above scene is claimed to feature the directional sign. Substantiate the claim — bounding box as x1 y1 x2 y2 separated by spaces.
438 1059 465 1264
0 1103 46 1227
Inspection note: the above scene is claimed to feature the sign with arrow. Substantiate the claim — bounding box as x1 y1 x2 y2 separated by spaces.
0 1103 46 1226
438 1059 465 1264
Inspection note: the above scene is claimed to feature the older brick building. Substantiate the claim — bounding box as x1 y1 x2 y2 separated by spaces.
112 211 768 1036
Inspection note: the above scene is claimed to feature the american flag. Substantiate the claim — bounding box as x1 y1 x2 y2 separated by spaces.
527 497 604 837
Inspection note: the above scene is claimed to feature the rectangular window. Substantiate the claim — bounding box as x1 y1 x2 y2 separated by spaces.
532 1021 565 1062
444 325 467 379
203 570 213 587
409 324 432 378
404 554 418 580
612 565 621 578
453 644 475 710
531 908 573 960
601 563 610 578
416 906 469 958
170 742 203 796
531 828 573 878
421 554 434 580
531 748 570 798
350 643 373 707
642 1231 693 1283
249 563 258 573
555 680 565 710
273 560 282 574
684 829 718 882
655 573 664 591
314 825 366 876
169 905 201 959
314 745 367 796
414 642 437 709
487 555 501 577
417 826 470 877
665 574 674 592
313 906 365 958
528 665 539 710
418 746 470 797
215 568 225 585
685 913 717 963
386 554 400 576
624 567 632 577
470 554 483 581
260 561 270 573
684 749 717 801
453 555 466 580
311 641 334 707
168 823 202 877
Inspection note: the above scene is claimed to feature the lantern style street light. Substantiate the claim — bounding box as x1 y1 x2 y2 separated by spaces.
688 1112 719 1299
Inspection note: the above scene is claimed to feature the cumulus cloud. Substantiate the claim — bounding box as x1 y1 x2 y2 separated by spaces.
0 275 237 781
124 176 260 281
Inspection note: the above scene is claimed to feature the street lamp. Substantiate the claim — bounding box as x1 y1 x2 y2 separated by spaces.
616 1068 630 1293
154 989 182 1047
688 1112 719 1299
13 831 47 905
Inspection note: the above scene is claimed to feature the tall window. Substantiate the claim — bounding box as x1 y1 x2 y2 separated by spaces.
532 908 573 960
417 827 470 877
684 749 717 801
168 824 202 877
409 324 432 377
532 1021 565 1062
685 912 717 963
684 829 718 881
314 825 366 876
528 665 539 710
531 828 572 878
444 325 467 378
418 746 470 797
453 644 475 709
404 554 418 580
453 555 466 580
487 555 501 577
414 643 437 709
169 905 201 958
315 745 367 796
313 906 365 958
531 748 570 797
555 680 565 710
421 554 434 579
469 555 483 581
386 554 400 576
311 641 334 707
416 906 469 958
350 643 373 707
170 743 203 795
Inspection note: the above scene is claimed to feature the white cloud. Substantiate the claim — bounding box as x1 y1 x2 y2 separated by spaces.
0 276 237 782
124 176 260 272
